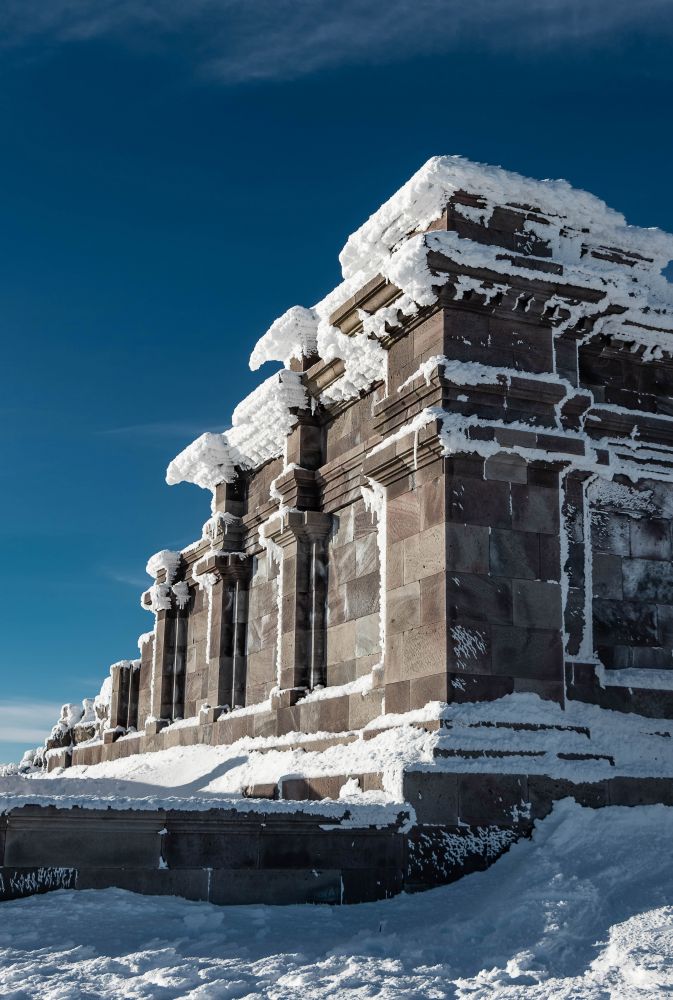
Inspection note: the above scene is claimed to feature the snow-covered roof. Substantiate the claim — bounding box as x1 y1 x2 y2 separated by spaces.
172 155 673 495
339 154 673 280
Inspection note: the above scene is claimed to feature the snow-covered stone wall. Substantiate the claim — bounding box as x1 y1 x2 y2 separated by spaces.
26 154 673 774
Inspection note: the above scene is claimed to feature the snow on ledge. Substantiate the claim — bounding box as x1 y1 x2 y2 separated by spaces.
145 550 181 583
249 306 318 371
602 667 673 691
166 369 307 493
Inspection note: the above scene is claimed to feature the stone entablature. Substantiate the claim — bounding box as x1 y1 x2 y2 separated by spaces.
29 156 673 773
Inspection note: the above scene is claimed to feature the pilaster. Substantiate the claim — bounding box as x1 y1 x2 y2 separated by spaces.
267 509 332 708
197 551 252 718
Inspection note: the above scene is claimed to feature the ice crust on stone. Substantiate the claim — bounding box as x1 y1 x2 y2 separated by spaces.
249 306 318 370
166 370 307 493
145 549 181 583
316 322 386 402
143 582 173 613
587 479 657 516
76 699 97 728
51 704 84 738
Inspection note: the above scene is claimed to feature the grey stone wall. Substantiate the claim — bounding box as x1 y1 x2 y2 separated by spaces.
245 551 280 706
185 585 209 717
591 476 673 674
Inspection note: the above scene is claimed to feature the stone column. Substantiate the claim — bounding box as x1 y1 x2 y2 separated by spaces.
127 662 141 730
108 663 127 732
141 602 184 733
267 509 332 708
109 661 141 733
141 566 181 733
206 553 252 715
145 609 169 725
136 633 155 728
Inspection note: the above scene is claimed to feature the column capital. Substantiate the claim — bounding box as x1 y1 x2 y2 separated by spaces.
193 550 251 583
265 509 332 549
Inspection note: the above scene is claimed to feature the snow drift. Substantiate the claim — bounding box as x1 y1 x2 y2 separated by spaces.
1 801 673 998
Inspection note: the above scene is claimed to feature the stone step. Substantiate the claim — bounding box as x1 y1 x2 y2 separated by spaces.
243 773 386 803
434 747 546 761
279 772 385 802
441 720 591 738
242 782 278 800
557 751 615 766
363 719 592 743
433 746 615 766
254 733 358 755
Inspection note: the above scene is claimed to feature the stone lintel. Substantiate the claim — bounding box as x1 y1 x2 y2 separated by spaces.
304 357 346 399
328 273 400 335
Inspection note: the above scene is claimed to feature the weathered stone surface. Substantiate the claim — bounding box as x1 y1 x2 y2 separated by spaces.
490 529 540 580
457 773 528 826
403 772 458 824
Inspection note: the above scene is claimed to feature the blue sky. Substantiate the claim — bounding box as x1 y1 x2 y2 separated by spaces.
1 0 672 763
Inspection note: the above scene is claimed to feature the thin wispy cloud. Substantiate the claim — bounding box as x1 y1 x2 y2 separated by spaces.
100 420 223 440
0 700 61 744
100 566 148 588
0 0 671 84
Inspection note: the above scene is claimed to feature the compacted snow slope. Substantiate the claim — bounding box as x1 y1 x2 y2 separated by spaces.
1 801 673 999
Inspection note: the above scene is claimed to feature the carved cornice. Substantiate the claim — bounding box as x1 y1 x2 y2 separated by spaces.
362 419 445 486
362 414 588 487
374 361 567 440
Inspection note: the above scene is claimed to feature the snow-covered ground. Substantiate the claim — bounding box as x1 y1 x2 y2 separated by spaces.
1 800 672 998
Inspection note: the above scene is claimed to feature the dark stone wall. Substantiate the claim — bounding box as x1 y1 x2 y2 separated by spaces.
326 497 381 688
383 451 564 714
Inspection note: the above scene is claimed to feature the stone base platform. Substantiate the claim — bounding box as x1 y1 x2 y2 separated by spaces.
0 805 408 905
4 761 673 906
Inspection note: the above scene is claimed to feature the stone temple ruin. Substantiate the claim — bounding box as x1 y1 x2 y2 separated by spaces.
4 156 673 905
